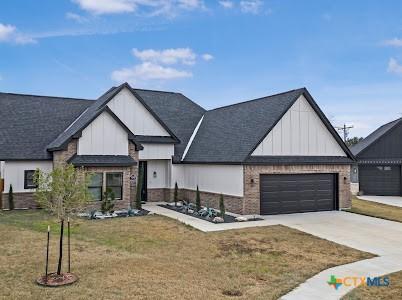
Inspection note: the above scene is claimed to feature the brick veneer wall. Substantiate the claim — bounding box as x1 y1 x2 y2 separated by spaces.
2 192 37 209
243 164 351 215
165 188 244 214
147 188 170 202
53 139 78 168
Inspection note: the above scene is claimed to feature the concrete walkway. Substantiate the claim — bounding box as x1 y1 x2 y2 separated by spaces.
144 203 402 299
357 195 402 208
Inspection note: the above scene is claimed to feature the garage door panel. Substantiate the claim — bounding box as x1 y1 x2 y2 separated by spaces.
359 165 401 196
260 173 336 215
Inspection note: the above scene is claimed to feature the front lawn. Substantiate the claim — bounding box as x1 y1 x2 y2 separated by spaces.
346 197 402 223
0 210 373 299
343 270 402 300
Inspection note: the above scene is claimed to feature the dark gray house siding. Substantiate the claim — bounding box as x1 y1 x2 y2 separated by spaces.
351 119 402 196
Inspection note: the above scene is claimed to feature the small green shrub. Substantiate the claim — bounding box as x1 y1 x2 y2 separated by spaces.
195 185 201 211
174 182 178 206
219 193 225 218
101 188 115 214
8 184 14 210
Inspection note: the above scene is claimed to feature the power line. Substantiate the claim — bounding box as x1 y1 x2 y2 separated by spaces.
335 124 353 142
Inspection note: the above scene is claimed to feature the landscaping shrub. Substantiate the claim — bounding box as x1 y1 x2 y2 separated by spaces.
8 184 14 210
219 193 225 217
101 188 115 214
196 185 201 211
174 182 178 206
135 165 144 210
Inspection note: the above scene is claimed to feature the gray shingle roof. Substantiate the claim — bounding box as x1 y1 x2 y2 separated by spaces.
182 89 306 163
0 92 92 160
47 83 205 160
68 155 137 167
350 118 402 156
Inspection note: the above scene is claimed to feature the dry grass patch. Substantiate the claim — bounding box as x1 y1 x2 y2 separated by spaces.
343 271 402 300
347 197 402 223
0 210 374 300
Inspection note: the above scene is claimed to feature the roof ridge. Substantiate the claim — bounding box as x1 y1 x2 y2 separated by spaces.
0 91 92 102
207 87 306 112
133 87 180 94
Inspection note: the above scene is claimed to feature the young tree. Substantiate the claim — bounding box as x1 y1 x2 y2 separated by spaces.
219 194 225 218
8 184 14 210
174 182 178 207
135 164 143 210
195 185 201 211
34 164 92 275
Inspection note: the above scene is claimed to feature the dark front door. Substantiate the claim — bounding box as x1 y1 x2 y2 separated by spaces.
260 173 336 215
139 161 147 202
359 165 401 196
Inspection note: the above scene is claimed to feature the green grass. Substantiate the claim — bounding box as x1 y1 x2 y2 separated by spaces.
346 197 402 223
0 209 374 300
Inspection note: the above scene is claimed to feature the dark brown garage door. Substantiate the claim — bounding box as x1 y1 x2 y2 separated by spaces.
260 174 337 215
359 165 401 196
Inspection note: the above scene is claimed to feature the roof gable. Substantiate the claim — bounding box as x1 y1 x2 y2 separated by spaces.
351 118 402 157
251 95 347 156
182 88 354 163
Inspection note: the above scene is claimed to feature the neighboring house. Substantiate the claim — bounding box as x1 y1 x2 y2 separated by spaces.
0 83 354 215
351 118 402 196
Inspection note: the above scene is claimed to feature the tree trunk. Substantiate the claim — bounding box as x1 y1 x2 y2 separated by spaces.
57 219 64 275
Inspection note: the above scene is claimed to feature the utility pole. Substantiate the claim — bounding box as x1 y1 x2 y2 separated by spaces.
335 124 353 142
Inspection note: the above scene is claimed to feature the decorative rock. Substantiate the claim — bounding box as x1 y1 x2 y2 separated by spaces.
235 216 248 222
77 212 90 218
212 216 224 223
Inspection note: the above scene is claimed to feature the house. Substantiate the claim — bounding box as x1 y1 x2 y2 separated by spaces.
351 118 402 196
0 83 354 215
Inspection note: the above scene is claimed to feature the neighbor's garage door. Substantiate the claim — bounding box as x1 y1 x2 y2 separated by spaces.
260 174 336 215
359 165 401 196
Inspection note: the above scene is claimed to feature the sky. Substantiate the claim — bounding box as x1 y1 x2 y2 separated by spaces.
1 1 402 138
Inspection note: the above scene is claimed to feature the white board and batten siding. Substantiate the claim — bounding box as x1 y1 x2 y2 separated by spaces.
2 161 53 193
107 88 170 136
252 95 346 156
77 111 128 155
139 144 174 160
171 164 244 197
147 160 170 188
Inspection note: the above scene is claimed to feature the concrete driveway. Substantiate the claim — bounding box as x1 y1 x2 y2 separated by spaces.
146 204 402 299
275 211 402 299
357 195 402 208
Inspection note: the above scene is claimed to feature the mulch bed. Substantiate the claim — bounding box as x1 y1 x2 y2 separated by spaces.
159 204 262 224
36 272 78 287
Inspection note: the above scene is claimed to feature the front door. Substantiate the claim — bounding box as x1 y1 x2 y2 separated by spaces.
139 161 148 202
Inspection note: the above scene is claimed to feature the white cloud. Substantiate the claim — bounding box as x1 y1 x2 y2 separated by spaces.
72 0 205 16
111 62 192 83
383 38 402 47
219 1 234 9
112 47 213 84
0 23 36 44
388 57 402 74
202 53 214 61
240 0 263 14
65 12 89 23
133 48 197 65
72 0 135 15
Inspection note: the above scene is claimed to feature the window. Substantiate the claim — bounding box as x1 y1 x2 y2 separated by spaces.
88 173 103 201
24 170 37 189
106 173 123 200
